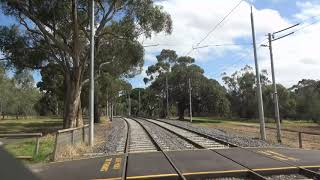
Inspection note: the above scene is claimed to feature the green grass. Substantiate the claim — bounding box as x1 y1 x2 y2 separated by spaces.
185 117 223 123
186 116 319 127
4 135 55 163
0 116 63 134
0 116 61 163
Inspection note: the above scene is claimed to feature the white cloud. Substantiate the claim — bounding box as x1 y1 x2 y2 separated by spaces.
295 1 320 20
136 0 320 88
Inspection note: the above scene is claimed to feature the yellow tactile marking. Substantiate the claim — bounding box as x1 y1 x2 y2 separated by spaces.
100 158 112 172
113 158 122 170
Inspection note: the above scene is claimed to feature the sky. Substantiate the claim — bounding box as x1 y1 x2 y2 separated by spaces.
1 0 320 88
128 0 320 88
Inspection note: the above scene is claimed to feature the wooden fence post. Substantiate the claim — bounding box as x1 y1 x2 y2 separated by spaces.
82 126 85 143
34 137 40 157
299 132 303 148
53 133 59 161
71 130 75 145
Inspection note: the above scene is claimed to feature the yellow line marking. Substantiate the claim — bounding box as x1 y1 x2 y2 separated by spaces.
257 150 300 161
253 166 297 171
126 173 178 179
182 169 248 175
302 165 320 168
92 166 320 180
92 178 121 180
266 150 299 161
113 158 122 170
100 158 112 172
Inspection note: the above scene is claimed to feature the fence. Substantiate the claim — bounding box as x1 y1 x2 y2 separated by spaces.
53 124 89 161
227 123 320 149
0 133 42 159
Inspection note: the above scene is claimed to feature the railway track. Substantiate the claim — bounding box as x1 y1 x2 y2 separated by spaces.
122 117 186 180
144 118 227 150
119 117 320 180
124 118 157 153
136 118 197 151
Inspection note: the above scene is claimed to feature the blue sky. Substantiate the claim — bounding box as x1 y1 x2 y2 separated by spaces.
1 0 320 88
129 0 320 88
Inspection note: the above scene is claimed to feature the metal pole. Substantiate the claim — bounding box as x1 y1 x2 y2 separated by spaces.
268 33 282 143
128 91 131 116
189 78 192 123
138 89 141 116
89 0 95 146
250 6 266 140
166 75 169 118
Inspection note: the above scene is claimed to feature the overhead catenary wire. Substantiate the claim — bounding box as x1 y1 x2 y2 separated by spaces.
210 38 267 78
184 0 244 56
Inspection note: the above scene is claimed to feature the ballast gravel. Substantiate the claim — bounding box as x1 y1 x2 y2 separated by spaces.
157 119 273 147
138 119 197 151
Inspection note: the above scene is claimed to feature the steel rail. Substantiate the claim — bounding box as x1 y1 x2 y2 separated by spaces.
141 118 267 179
151 118 237 147
131 118 187 180
152 118 320 179
121 117 130 180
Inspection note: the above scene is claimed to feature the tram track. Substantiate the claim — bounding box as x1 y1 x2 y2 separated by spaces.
120 117 320 179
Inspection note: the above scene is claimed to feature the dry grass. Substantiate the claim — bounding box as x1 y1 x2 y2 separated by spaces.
55 119 112 161
56 143 91 160
199 122 320 150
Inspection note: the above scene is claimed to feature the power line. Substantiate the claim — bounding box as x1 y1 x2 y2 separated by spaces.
291 19 319 34
210 38 267 78
185 0 243 56
144 42 252 48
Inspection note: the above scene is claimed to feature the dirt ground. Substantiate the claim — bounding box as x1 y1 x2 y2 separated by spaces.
199 122 320 150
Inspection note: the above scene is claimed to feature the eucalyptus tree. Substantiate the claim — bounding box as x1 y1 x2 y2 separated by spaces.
147 50 230 120
0 0 172 128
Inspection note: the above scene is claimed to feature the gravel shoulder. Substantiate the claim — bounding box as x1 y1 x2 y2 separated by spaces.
93 117 127 155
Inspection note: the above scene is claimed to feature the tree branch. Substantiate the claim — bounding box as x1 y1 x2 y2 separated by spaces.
95 0 117 36
14 4 73 55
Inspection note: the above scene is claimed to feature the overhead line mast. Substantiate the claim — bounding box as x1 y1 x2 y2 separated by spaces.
250 6 266 141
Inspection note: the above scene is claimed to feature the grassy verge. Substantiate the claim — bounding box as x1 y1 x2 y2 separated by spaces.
4 135 55 163
183 117 223 123
0 116 62 163
0 116 63 134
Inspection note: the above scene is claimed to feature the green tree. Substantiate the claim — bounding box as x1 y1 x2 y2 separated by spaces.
0 0 172 128
290 79 320 122
223 65 269 119
147 50 230 120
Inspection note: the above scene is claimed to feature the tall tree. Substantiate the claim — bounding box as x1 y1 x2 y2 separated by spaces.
0 0 172 128
223 65 270 119
147 50 230 120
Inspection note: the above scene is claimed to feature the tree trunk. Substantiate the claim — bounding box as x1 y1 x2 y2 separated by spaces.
94 93 100 123
63 73 83 128
178 102 185 120
110 102 113 121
